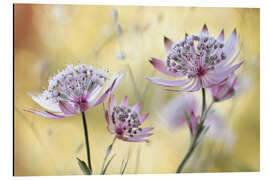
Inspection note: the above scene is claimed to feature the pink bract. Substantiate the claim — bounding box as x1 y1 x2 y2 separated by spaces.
104 95 153 143
209 74 238 102
25 64 124 119
147 24 243 92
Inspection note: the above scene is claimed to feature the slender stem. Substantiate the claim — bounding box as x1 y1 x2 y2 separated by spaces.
101 137 116 172
201 101 215 123
81 112 92 174
176 88 207 173
201 88 206 119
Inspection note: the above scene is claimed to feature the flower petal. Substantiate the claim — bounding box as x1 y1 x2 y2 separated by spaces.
201 24 209 34
24 108 72 119
164 36 174 52
223 28 238 64
59 101 80 114
217 29 224 42
29 93 61 112
140 113 149 123
121 96 128 106
149 58 183 77
147 77 191 87
91 73 124 107
132 103 141 113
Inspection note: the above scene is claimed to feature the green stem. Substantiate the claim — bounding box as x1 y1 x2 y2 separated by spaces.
201 88 206 119
81 112 92 175
176 88 207 173
101 137 117 173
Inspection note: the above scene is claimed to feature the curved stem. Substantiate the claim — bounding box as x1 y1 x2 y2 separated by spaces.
176 88 207 173
81 112 92 174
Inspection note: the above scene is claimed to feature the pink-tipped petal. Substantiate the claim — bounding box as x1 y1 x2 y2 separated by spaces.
147 77 191 87
132 103 141 113
149 58 183 77
164 36 174 52
140 113 149 123
121 96 128 106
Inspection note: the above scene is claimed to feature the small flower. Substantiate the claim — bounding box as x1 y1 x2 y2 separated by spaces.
209 75 238 102
104 95 153 143
161 94 198 130
147 24 243 92
25 64 124 119
162 94 234 146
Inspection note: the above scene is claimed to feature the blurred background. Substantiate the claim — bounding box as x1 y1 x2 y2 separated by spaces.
14 4 260 176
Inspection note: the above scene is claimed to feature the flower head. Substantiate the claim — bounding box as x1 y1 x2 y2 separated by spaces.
147 24 243 92
209 74 238 102
104 95 153 143
25 64 124 119
161 94 198 129
162 94 234 145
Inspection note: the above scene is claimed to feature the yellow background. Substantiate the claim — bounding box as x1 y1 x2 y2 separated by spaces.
14 4 260 175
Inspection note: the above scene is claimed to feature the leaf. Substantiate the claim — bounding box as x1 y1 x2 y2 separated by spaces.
76 157 91 175
101 154 116 175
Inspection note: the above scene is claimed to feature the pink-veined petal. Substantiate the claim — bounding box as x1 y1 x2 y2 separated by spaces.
147 77 191 87
59 101 80 114
91 73 124 107
165 78 197 92
149 58 183 77
24 108 72 119
211 62 244 78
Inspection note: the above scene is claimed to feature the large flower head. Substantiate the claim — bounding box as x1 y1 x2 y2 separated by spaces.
25 64 124 119
147 24 243 92
104 95 153 143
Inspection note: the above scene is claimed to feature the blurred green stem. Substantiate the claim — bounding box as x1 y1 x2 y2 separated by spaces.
81 112 92 175
101 137 116 173
176 88 211 173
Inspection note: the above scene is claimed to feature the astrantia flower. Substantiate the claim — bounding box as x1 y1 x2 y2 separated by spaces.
104 95 153 143
25 64 124 119
161 94 198 129
209 74 238 102
147 24 243 92
162 94 234 144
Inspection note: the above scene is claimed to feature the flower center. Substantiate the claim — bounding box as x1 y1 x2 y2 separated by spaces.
43 65 108 103
166 33 227 78
112 105 142 137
